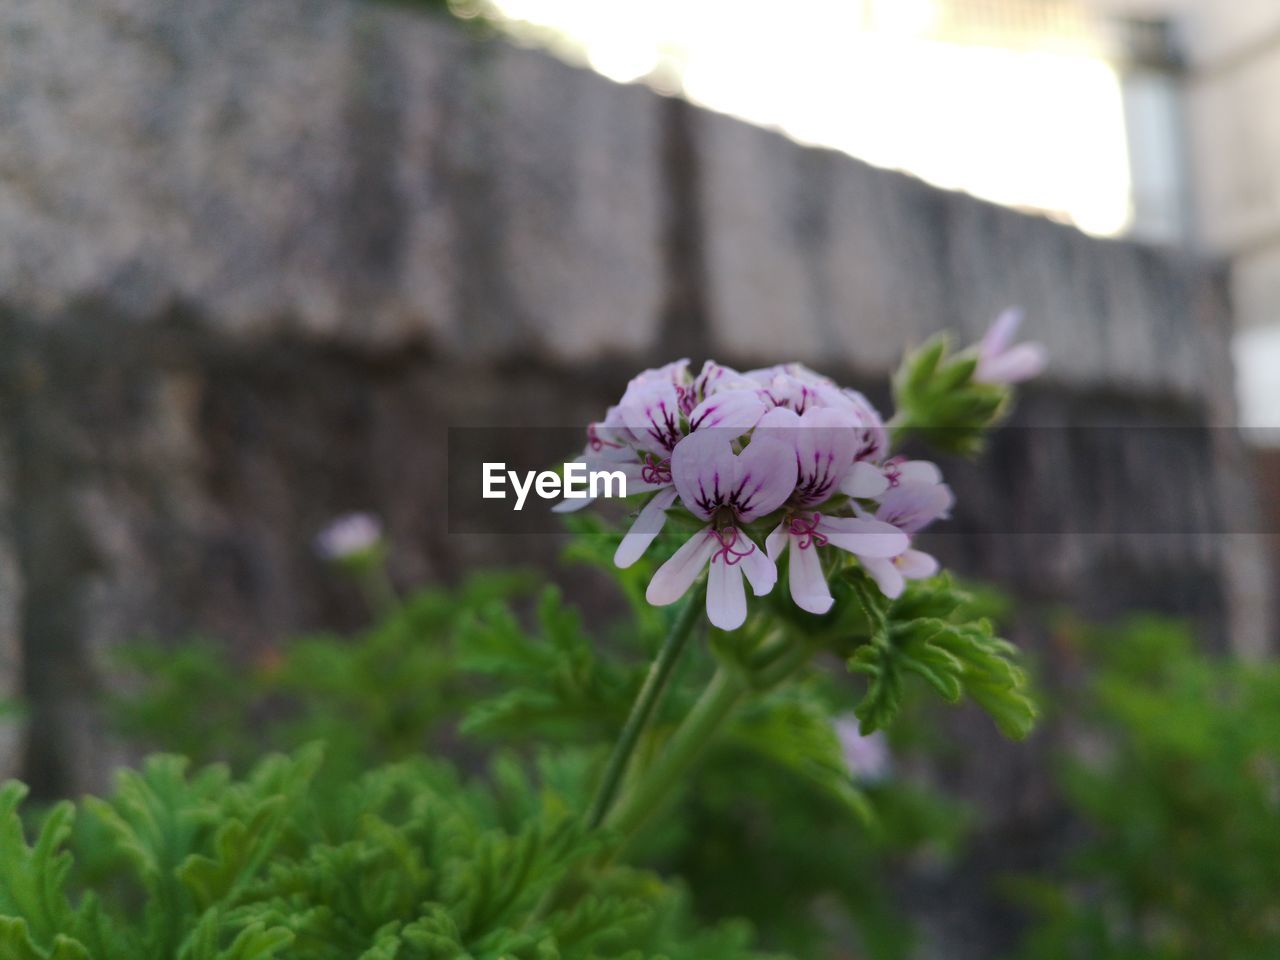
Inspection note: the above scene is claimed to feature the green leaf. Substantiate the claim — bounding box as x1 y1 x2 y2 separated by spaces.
846 576 1036 738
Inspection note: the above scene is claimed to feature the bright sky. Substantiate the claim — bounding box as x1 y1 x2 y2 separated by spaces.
491 0 1135 236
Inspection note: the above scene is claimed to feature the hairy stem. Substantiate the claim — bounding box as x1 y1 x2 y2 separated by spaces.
605 663 746 842
585 585 705 828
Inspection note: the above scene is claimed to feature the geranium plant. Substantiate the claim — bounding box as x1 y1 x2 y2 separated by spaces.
0 316 1045 959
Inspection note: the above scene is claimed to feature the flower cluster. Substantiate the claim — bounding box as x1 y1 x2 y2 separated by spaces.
559 360 955 630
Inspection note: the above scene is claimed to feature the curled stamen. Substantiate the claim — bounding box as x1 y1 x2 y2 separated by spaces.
711 526 756 566
675 383 694 416
787 512 829 550
587 423 623 452
883 456 906 487
640 453 672 486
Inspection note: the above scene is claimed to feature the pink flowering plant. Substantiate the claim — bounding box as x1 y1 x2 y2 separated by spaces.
554 317 1043 847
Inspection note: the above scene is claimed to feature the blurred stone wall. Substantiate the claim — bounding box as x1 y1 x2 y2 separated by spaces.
0 1 1271 956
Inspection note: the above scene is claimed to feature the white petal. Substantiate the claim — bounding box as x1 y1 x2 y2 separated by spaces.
755 406 800 431
875 483 955 534
732 435 796 520
738 533 778 597
896 549 940 580
614 487 677 568
646 526 717 606
707 552 747 630
788 536 833 614
894 460 943 487
552 494 595 514
862 557 905 599
841 461 889 498
981 307 1022 358
765 522 789 561
819 516 909 558
977 342 1047 384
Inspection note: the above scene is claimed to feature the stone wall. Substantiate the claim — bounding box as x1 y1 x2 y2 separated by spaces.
0 1 1271 956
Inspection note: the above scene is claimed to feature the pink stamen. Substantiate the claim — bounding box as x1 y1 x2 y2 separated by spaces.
587 423 622 452
675 383 695 416
883 455 906 487
711 527 756 566
640 453 672 486
788 512 829 550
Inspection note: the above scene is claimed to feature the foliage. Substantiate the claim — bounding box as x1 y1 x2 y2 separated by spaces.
110 573 535 776
843 571 1037 739
0 745 778 960
1011 618 1280 960
100 521 1030 959
891 334 1010 455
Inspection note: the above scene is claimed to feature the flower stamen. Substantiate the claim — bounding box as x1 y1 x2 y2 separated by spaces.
788 512 829 550
711 527 756 566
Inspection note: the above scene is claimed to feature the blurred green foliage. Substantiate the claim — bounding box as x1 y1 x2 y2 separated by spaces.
100 525 984 959
33 510 1275 960
1011 618 1280 959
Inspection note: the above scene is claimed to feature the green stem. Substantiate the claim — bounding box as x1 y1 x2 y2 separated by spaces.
359 565 400 618
585 585 705 829
605 664 747 842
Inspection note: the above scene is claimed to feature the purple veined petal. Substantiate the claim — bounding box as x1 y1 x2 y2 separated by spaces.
976 342 1048 384
841 461 889 498
731 435 797 520
619 378 684 454
687 388 766 434
788 533 834 614
614 487 678 569
819 516 910 558
707 550 748 630
671 430 738 520
876 483 955 534
690 360 755 402
788 407 860 506
862 556 906 599
765 521 789 561
895 548 940 579
981 307 1023 358
738 533 778 596
646 526 718 606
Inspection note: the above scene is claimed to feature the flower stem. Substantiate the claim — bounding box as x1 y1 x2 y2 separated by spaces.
585 585 705 829
605 663 747 842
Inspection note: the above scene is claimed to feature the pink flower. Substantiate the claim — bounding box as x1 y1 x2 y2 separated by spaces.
975 308 1047 385
835 716 892 783
646 431 794 629
747 364 887 461
758 407 907 614
857 471 953 598
314 512 384 562
563 357 966 628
